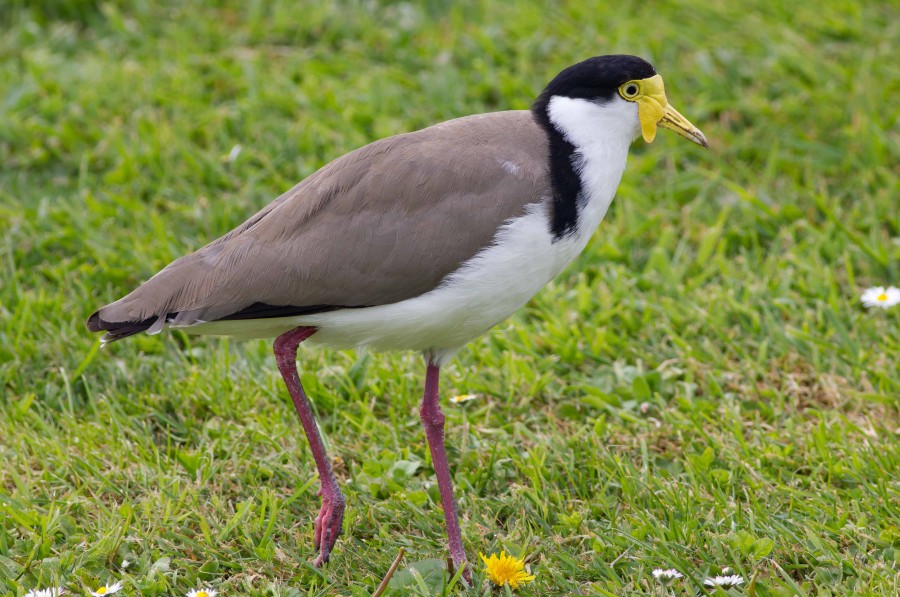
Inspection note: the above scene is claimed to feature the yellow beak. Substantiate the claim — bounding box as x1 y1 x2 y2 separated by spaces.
634 74 708 148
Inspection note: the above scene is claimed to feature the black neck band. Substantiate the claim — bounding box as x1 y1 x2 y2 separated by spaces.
531 98 584 240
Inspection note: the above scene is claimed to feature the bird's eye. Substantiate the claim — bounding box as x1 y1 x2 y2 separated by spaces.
620 82 640 100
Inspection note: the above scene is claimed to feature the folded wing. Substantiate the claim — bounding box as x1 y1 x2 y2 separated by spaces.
88 111 550 341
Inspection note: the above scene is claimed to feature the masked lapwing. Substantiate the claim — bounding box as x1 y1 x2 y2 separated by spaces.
87 54 707 577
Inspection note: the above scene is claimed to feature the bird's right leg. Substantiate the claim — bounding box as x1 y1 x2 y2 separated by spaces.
274 326 345 567
419 361 470 582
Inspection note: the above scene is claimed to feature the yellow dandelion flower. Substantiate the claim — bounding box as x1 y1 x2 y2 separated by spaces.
480 551 535 589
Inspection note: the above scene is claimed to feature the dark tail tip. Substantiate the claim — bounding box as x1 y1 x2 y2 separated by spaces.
86 310 104 332
86 309 154 343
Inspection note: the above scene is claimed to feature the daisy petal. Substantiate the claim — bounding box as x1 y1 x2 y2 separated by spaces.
703 574 745 588
652 568 683 580
91 581 124 596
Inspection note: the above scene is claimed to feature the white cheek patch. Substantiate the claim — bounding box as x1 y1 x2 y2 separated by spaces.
547 95 641 149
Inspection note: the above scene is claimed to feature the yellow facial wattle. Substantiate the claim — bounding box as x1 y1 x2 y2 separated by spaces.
619 74 708 148
626 75 667 142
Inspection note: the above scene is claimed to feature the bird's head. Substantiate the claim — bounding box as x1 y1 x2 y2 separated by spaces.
533 55 708 149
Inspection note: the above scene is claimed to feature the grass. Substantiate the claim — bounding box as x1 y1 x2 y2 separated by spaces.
1 0 898 595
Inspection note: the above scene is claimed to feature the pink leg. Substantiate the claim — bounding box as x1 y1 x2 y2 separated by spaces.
274 327 345 567
419 362 470 581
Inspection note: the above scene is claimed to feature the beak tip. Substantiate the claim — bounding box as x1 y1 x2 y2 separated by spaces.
686 128 709 149
688 127 709 149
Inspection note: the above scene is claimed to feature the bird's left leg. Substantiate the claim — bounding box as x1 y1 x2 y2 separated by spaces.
274 326 345 567
419 361 470 581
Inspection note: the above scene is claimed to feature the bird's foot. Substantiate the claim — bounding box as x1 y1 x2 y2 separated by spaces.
312 485 345 567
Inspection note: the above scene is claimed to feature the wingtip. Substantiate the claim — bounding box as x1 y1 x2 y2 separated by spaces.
86 308 157 343
86 310 104 332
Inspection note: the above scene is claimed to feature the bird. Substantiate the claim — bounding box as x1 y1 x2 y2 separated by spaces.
87 54 707 579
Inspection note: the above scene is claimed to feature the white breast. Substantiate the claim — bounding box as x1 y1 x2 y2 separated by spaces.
188 97 638 363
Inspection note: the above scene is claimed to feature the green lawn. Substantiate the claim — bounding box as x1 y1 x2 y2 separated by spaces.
1 0 898 595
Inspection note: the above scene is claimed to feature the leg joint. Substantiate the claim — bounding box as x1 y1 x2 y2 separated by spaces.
273 326 317 360
420 401 446 429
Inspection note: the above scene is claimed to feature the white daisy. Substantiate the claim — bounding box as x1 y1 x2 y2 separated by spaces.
703 574 744 588
90 581 123 596
25 589 66 597
652 568 683 580
186 589 218 597
861 286 900 309
121 560 131 569
448 394 478 405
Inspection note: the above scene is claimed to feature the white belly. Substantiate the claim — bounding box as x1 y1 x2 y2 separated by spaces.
187 198 605 364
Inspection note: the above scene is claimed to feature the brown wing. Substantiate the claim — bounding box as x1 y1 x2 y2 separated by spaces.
88 110 550 339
